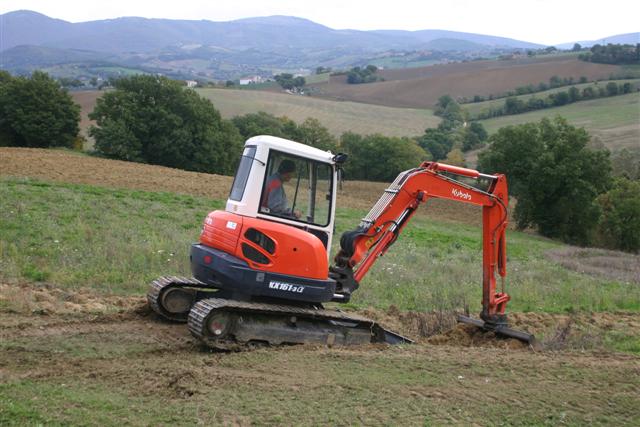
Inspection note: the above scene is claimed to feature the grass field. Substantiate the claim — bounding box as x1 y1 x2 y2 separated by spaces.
463 79 640 118
1 152 640 425
196 88 438 137
3 177 638 315
71 89 439 139
479 92 640 152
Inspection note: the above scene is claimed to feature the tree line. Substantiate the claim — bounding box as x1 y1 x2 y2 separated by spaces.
465 75 591 104
579 43 640 65
418 95 488 163
473 81 637 120
0 72 428 182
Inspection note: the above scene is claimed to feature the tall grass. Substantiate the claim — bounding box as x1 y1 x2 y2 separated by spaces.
1 177 638 312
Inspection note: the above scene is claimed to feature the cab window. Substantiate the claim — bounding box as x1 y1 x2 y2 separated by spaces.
229 146 256 201
259 151 332 227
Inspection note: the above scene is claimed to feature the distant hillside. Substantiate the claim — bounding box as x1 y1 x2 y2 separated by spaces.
1 10 634 81
0 10 547 80
1 10 543 54
556 33 640 49
0 45 113 68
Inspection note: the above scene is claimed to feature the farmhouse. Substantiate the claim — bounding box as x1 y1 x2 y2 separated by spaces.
239 76 264 85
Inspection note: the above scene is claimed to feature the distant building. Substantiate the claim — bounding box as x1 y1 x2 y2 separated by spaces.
185 80 198 88
239 76 264 85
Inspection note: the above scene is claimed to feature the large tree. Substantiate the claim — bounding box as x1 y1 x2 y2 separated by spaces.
90 75 242 175
479 117 611 245
0 71 80 148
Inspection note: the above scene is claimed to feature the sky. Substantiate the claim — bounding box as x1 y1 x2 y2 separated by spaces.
1 0 638 46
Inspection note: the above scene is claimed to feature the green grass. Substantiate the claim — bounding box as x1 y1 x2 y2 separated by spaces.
2 177 639 426
303 72 331 84
0 178 222 294
479 92 640 152
196 87 439 137
480 92 640 133
464 79 640 117
2 177 638 313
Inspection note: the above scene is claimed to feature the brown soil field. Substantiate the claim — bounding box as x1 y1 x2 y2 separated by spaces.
312 57 621 108
0 147 487 225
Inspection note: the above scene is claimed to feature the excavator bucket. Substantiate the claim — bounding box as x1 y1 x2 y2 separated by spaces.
457 315 536 345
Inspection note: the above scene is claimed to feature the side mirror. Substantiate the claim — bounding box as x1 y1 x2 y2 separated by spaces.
333 153 348 164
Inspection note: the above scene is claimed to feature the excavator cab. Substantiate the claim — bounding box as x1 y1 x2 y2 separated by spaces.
189 136 344 303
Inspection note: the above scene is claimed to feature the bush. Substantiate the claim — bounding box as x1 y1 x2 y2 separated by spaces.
346 65 380 84
0 71 80 148
596 178 640 253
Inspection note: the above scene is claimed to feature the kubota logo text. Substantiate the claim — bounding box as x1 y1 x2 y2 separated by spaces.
452 189 472 200
269 281 304 293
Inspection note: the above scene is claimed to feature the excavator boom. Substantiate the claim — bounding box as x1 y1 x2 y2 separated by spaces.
333 161 533 343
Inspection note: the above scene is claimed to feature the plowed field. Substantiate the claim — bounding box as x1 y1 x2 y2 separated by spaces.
312 56 622 108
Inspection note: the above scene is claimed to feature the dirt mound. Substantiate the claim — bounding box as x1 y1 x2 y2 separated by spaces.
356 305 640 351
0 281 146 316
3 281 637 353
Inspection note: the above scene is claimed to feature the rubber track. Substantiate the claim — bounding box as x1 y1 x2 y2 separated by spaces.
188 298 377 350
147 276 216 322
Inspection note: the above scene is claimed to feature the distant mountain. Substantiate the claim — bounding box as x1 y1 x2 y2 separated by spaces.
1 45 112 69
2 9 628 81
1 10 542 54
373 29 542 50
556 33 640 49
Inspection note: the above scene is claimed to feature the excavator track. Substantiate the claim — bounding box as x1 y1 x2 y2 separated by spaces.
147 276 219 322
188 297 412 351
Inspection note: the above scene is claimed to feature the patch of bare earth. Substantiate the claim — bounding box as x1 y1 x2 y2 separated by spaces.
545 246 640 284
1 281 638 424
2 281 637 353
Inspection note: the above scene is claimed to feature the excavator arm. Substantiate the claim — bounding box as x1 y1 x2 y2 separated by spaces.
331 161 533 343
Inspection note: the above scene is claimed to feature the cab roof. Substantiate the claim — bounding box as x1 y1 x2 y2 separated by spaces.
246 135 335 164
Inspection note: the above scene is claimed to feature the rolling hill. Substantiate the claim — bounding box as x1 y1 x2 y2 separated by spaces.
71 89 440 140
310 54 625 109
479 92 640 152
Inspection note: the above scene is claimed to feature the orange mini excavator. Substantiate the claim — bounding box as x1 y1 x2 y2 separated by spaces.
148 135 534 349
